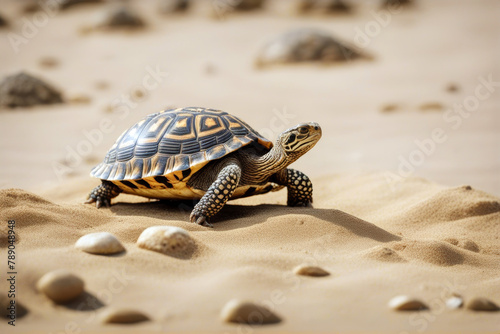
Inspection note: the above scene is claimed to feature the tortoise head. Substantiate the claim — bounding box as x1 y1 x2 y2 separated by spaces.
278 122 322 159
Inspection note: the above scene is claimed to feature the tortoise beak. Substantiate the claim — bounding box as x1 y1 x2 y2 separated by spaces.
307 122 322 138
298 122 321 140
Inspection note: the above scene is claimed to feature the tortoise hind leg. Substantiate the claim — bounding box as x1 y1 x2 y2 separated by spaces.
189 161 241 228
85 180 122 208
273 168 313 207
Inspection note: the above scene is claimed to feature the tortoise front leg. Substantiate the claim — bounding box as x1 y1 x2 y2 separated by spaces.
85 180 122 208
274 168 313 207
190 162 242 228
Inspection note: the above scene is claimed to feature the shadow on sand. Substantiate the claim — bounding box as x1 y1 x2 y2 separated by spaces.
110 200 400 243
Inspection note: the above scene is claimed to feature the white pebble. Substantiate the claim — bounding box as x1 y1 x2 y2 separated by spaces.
75 232 125 255
137 226 194 255
388 295 428 311
446 296 463 309
37 269 84 303
221 299 281 325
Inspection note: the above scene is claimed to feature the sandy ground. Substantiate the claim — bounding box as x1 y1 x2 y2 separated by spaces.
0 0 499 333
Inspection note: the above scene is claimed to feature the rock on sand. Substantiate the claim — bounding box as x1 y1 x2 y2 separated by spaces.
293 264 330 277
75 232 125 255
137 226 195 255
388 295 428 311
36 270 84 303
221 299 281 325
255 28 365 67
96 5 146 29
0 72 63 108
101 308 150 324
466 297 499 311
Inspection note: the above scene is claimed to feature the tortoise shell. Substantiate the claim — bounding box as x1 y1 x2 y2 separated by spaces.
91 107 272 192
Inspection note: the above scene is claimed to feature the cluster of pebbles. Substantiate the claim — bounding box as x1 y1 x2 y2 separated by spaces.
30 226 317 325
33 226 196 324
32 225 499 327
388 294 499 312
31 226 285 325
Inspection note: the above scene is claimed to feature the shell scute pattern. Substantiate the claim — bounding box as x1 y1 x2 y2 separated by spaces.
91 107 272 182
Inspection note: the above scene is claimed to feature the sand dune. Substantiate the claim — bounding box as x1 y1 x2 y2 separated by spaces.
1 174 499 332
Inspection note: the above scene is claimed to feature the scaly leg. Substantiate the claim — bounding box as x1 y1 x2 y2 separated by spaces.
274 168 313 207
85 180 122 208
190 162 241 228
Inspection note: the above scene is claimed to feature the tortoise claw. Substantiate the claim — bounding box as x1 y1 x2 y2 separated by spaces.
84 197 96 205
85 197 111 209
190 213 213 228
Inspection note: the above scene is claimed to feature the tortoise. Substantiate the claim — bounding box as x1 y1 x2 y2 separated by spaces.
86 107 321 227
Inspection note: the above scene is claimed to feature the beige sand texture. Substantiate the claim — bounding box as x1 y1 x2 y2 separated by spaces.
0 0 499 333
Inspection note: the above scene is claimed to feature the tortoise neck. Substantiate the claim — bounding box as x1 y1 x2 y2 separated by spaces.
258 145 289 172
243 145 294 182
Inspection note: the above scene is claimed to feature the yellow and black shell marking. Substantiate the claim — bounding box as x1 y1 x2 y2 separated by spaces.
90 107 273 199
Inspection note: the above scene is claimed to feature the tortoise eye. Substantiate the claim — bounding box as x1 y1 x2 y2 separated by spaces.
299 127 309 134
286 133 296 144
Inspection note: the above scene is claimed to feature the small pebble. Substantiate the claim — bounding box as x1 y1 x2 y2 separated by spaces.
419 102 444 112
68 94 91 104
101 308 150 324
131 88 146 100
380 104 399 113
446 295 463 309
37 270 84 303
75 232 125 255
137 226 194 255
388 295 428 311
38 57 59 68
446 83 460 93
466 297 499 311
221 299 281 325
95 80 109 90
293 264 330 277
